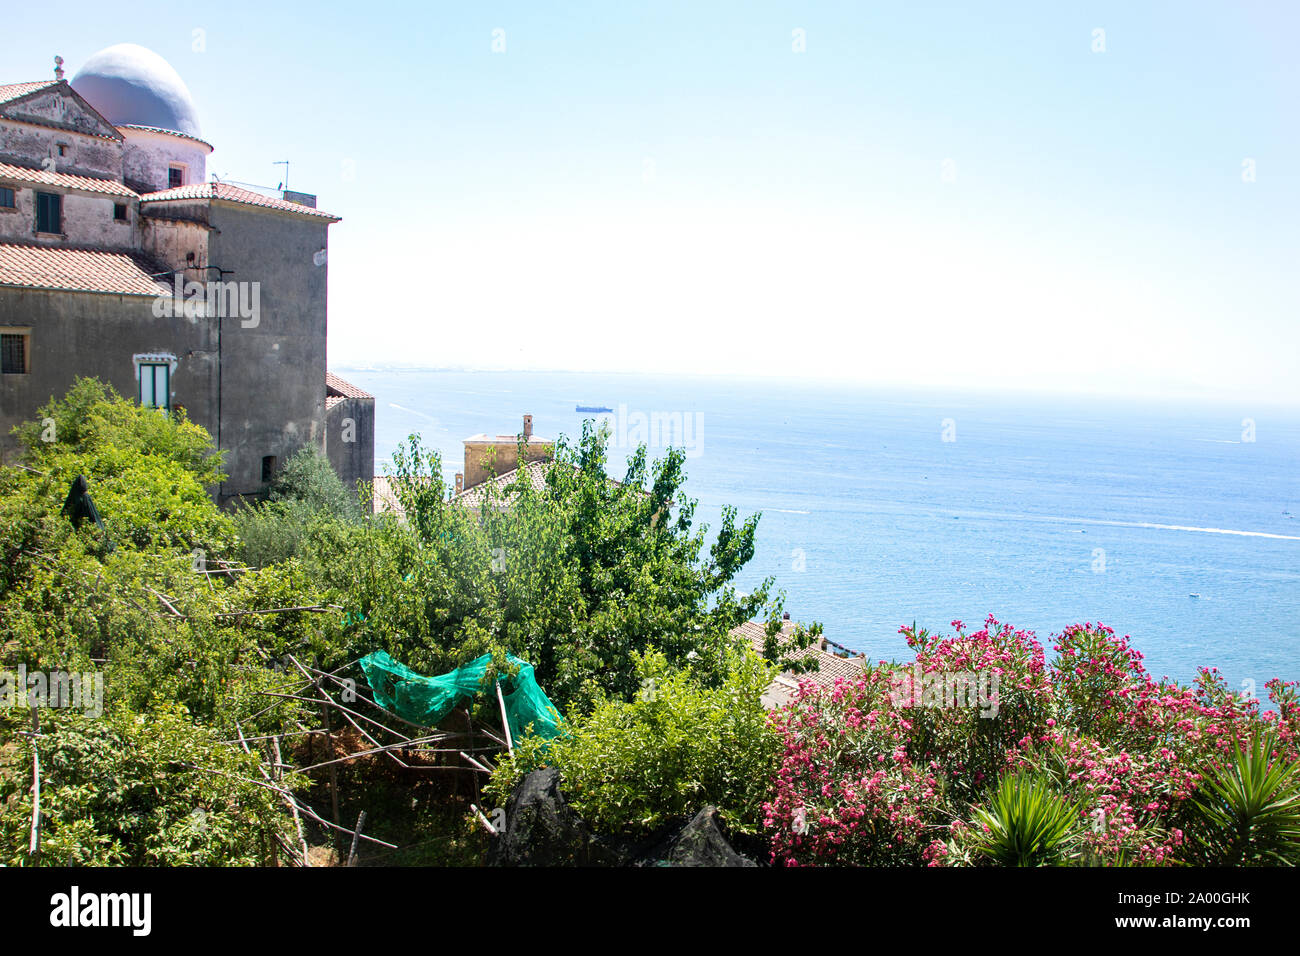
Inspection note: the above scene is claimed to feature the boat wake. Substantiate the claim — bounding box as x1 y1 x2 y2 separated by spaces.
957 509 1300 541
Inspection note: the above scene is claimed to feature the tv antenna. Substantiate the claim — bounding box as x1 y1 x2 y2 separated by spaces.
273 160 290 192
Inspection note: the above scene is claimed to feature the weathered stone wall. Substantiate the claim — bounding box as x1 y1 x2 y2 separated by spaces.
324 395 375 506
0 124 122 182
120 127 209 194
0 286 218 464
464 439 553 490
139 214 212 273
0 187 136 248
206 201 329 505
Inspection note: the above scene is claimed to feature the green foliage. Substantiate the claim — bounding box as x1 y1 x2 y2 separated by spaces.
268 445 363 519
4 377 229 557
0 702 293 866
0 380 811 867
965 769 1085 867
487 648 779 837
319 423 812 713
1186 727 1300 866
14 377 225 486
0 382 319 866
232 446 363 569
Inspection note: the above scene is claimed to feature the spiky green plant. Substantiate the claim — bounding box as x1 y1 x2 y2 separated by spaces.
1188 727 1300 866
969 770 1084 867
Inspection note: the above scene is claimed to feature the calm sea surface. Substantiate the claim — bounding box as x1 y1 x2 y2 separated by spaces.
336 368 1300 693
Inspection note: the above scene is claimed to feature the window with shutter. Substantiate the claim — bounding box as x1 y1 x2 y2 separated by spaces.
138 363 170 411
35 192 61 233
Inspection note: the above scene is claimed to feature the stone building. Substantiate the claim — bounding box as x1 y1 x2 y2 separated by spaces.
371 414 554 517
729 619 868 708
0 43 373 506
457 414 553 494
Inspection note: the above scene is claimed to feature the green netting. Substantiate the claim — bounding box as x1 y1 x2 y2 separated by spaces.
359 650 564 741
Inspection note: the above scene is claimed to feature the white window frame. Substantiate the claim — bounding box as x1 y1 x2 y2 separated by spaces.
133 353 178 412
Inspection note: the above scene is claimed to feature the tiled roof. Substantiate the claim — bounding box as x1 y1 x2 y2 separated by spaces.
0 242 170 296
371 475 402 515
0 80 122 141
117 124 214 149
731 620 868 706
371 474 438 519
452 459 551 509
463 433 554 444
140 182 340 221
326 372 373 402
376 461 632 517
0 81 61 107
0 161 138 198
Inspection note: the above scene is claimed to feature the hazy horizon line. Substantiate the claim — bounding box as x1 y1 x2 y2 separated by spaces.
329 363 1300 411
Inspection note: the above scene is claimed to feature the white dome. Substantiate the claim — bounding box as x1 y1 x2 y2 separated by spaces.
71 43 202 138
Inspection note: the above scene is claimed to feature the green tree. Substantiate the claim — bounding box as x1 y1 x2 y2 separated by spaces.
320 421 818 712
233 445 364 568
487 647 780 837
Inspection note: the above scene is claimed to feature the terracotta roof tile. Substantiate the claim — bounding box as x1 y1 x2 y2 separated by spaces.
377 460 634 517
0 161 138 199
371 474 402 515
0 81 61 106
140 182 340 221
325 372 373 400
372 474 437 518
731 620 868 703
463 433 553 444
452 459 551 509
117 124 213 149
0 242 170 296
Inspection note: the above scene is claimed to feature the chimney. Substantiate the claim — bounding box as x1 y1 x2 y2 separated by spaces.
281 189 318 208
454 473 464 495
523 414 533 440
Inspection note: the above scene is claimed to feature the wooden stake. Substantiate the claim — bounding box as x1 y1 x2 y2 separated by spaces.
495 681 514 755
347 811 367 867
469 804 499 837
319 679 342 831
273 736 310 867
28 708 40 861
459 751 494 774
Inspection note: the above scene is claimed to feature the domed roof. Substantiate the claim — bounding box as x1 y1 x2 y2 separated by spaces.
71 43 201 138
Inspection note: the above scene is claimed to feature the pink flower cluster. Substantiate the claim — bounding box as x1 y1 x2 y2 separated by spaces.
762 617 1299 867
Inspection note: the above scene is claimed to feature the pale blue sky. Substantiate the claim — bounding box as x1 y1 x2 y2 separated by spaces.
8 1 1300 402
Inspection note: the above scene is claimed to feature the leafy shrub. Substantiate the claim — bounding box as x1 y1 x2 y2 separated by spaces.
319 425 814 713
487 648 779 837
961 770 1084 867
0 702 294 866
5 377 230 556
233 446 363 568
1185 726 1300 866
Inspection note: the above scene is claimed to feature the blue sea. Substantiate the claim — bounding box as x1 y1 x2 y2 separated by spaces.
336 368 1300 695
